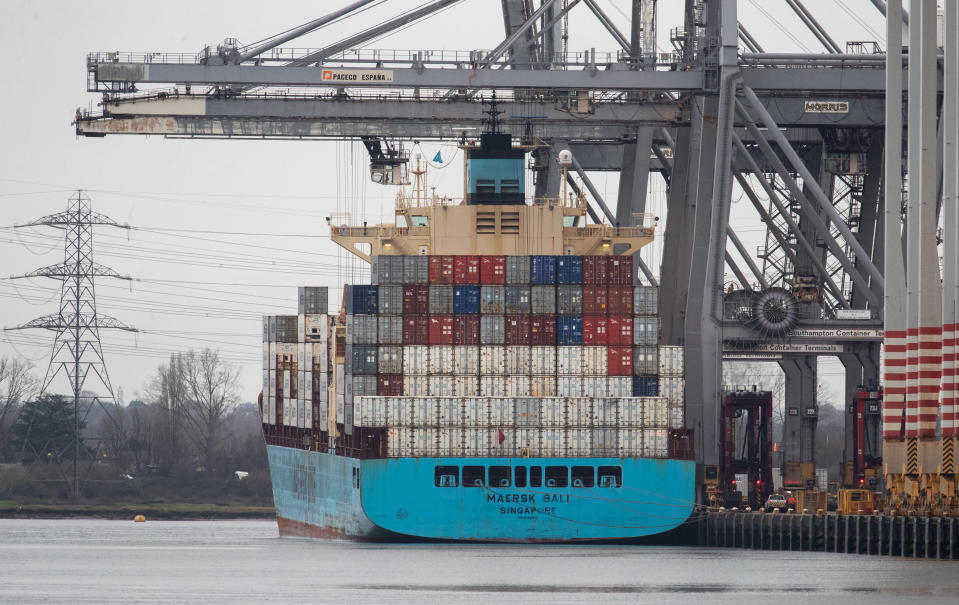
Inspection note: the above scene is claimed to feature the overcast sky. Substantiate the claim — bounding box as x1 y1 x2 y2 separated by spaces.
0 1 889 404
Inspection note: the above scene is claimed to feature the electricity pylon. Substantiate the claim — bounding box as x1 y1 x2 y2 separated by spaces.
8 190 136 501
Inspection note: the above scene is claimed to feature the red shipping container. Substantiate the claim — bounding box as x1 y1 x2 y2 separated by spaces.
608 286 633 315
453 315 480 345
608 346 633 376
429 255 454 284
582 256 609 285
402 285 430 315
402 315 429 344
583 286 609 315
529 315 557 346
480 255 506 284
607 315 633 345
608 256 634 285
505 314 531 345
428 314 454 345
453 255 481 284
377 374 404 396
583 316 609 345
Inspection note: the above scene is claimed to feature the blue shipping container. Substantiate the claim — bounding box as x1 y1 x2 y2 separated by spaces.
556 316 583 345
556 255 583 284
453 285 481 314
632 375 659 397
530 255 557 285
345 285 378 315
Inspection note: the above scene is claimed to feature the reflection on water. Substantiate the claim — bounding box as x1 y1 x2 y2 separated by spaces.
0 519 956 604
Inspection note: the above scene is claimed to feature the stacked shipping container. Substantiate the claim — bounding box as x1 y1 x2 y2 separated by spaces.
262 287 330 432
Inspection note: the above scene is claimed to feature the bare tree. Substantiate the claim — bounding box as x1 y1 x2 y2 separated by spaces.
0 357 40 462
146 353 190 473
180 349 240 475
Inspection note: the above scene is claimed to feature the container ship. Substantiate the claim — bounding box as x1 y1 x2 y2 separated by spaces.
259 122 696 542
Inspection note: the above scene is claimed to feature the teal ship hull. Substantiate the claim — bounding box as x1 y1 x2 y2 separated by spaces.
267 444 696 542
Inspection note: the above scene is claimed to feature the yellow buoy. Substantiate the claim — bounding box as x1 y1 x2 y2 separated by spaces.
133 515 146 523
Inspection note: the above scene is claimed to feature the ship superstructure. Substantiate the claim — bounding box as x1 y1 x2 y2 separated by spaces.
260 125 694 542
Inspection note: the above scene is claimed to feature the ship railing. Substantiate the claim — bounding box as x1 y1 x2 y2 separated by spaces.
668 429 696 460
564 224 655 238
330 225 409 238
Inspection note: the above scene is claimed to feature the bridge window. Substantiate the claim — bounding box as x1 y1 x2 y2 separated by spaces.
434 466 459 488
489 466 511 488
463 465 485 487
545 466 568 488
598 466 622 488
514 466 527 488
571 466 595 488
530 466 542 488
476 179 496 194
501 179 520 193
410 215 429 227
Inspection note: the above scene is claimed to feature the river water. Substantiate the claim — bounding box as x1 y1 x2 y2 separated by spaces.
0 519 956 604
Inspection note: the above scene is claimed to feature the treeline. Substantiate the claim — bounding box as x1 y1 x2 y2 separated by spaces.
0 350 271 505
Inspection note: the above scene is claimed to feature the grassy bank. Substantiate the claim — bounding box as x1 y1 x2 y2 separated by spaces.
0 500 276 520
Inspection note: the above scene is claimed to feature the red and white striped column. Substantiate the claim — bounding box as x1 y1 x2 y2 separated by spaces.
943 323 957 438
883 330 908 440
917 326 942 439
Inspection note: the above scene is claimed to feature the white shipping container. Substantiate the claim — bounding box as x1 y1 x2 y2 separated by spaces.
269 395 277 426
404 375 429 396
512 428 539 456
313 342 328 370
530 375 556 397
439 428 465 457
304 371 313 397
454 375 478 397
668 406 685 429
412 428 437 456
541 398 565 426
318 397 328 429
490 398 515 427
262 343 270 370
269 343 277 370
388 397 413 427
387 427 413 457
515 398 541 426
296 371 304 401
439 398 463 426
336 392 345 424
582 377 608 398
429 375 454 397
344 402 354 432
541 428 566 456
283 398 292 427
557 346 583 374
282 370 291 399
592 398 618 426
530 346 556 374
481 375 507 397
507 375 531 397
480 346 506 374
643 398 668 428
429 345 454 375
659 345 685 376
305 314 329 342
403 346 430 375
567 428 592 455
465 397 490 427
453 346 479 374
464 428 491 456
557 375 583 397
582 347 608 375
608 377 632 397
620 397 644 427
412 397 438 426
660 376 685 406
297 399 306 429
317 372 329 403
592 428 618 455
505 346 531 374
362 396 388 427
262 369 269 395
643 429 668 457
617 428 643 457
566 397 593 426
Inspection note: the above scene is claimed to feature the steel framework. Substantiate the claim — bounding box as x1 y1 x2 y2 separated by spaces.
7 191 135 501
